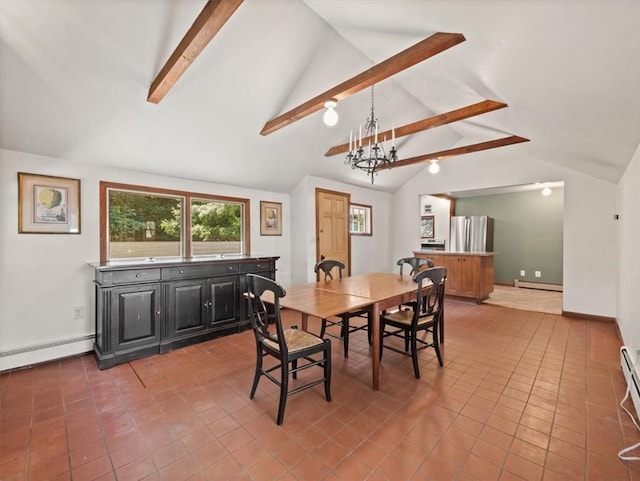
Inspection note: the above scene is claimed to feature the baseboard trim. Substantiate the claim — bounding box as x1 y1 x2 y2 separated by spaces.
514 280 563 292
562 310 615 323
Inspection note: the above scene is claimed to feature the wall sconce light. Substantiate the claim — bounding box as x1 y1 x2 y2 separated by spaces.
323 99 338 126
428 159 440 174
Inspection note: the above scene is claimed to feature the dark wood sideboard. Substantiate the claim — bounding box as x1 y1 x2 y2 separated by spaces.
92 256 278 369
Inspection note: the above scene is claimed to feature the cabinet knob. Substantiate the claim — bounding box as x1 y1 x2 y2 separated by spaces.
229 266 233 270
208 301 212 307
179 270 184 274
135 273 140 278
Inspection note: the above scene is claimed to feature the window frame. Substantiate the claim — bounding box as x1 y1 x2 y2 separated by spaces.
349 202 372 236
100 181 250 263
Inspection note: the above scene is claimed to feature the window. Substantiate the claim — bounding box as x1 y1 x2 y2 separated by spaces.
100 182 250 262
349 203 372 236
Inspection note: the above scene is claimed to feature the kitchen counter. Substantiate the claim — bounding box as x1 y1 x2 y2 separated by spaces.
414 251 494 302
414 250 494 257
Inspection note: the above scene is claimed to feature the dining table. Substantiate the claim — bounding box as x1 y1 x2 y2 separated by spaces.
270 272 427 391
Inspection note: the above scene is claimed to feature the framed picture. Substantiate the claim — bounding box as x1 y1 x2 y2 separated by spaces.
260 201 282 236
18 172 81 234
421 215 434 239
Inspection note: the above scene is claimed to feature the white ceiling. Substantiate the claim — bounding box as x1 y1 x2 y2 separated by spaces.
1 0 639 193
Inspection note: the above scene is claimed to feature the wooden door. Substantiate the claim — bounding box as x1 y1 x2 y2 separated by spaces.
316 189 351 276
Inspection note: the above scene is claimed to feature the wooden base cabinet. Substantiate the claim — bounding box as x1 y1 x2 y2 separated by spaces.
415 252 494 302
93 256 277 369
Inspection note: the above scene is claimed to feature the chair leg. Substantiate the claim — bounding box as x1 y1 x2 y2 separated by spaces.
411 331 420 379
367 313 372 345
433 322 443 366
324 340 332 402
379 321 385 360
404 331 410 352
320 318 327 338
292 359 298 379
277 360 289 425
342 315 349 357
249 344 262 399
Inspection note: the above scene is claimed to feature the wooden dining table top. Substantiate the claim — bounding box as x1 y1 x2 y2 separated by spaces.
316 272 420 300
263 283 373 320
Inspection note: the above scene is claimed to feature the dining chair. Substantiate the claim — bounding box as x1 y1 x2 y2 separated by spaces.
246 273 332 425
397 256 434 275
380 267 446 378
396 256 434 311
314 259 371 357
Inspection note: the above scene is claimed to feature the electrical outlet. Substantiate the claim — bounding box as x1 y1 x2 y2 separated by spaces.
520 270 525 276
72 306 84 320
535 271 541 278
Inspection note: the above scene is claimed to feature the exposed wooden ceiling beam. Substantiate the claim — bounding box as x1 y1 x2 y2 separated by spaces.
379 135 530 170
147 0 244 104
260 32 466 136
324 100 507 157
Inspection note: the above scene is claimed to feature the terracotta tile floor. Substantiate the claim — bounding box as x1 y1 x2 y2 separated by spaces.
2 301 640 481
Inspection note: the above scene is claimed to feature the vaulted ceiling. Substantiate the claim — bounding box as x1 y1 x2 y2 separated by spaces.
1 0 639 193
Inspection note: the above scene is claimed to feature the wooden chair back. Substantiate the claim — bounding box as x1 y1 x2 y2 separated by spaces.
314 259 345 281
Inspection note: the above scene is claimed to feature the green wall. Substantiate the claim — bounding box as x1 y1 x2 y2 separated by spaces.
455 188 564 285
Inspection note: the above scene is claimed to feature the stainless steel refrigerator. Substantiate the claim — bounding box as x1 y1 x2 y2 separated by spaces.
449 216 494 252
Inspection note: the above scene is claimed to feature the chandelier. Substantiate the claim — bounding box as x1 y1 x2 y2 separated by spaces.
345 85 398 183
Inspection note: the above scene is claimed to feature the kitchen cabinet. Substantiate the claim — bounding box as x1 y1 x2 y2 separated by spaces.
414 251 494 302
93 256 277 369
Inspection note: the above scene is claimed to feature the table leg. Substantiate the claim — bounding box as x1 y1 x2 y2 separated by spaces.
371 303 380 391
301 313 308 332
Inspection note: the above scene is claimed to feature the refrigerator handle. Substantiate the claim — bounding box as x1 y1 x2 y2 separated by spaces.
465 217 471 252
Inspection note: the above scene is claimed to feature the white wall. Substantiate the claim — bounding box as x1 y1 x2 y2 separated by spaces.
392 153 619 318
0 149 290 371
420 195 451 246
289 175 393 285
616 145 640 348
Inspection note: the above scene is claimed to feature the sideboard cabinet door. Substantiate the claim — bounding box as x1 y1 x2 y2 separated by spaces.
164 280 207 338
208 275 238 330
110 284 161 362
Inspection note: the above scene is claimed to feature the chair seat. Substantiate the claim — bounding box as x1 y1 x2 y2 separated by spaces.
264 328 325 353
384 310 435 326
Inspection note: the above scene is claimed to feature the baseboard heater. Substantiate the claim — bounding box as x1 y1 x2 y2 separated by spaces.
0 334 94 357
621 347 640 420
513 279 563 292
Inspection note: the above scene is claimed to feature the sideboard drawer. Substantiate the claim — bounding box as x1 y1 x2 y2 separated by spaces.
163 263 240 280
240 261 274 273
111 268 161 285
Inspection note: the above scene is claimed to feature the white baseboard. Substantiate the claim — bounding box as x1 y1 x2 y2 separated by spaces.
0 335 94 372
514 279 563 292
